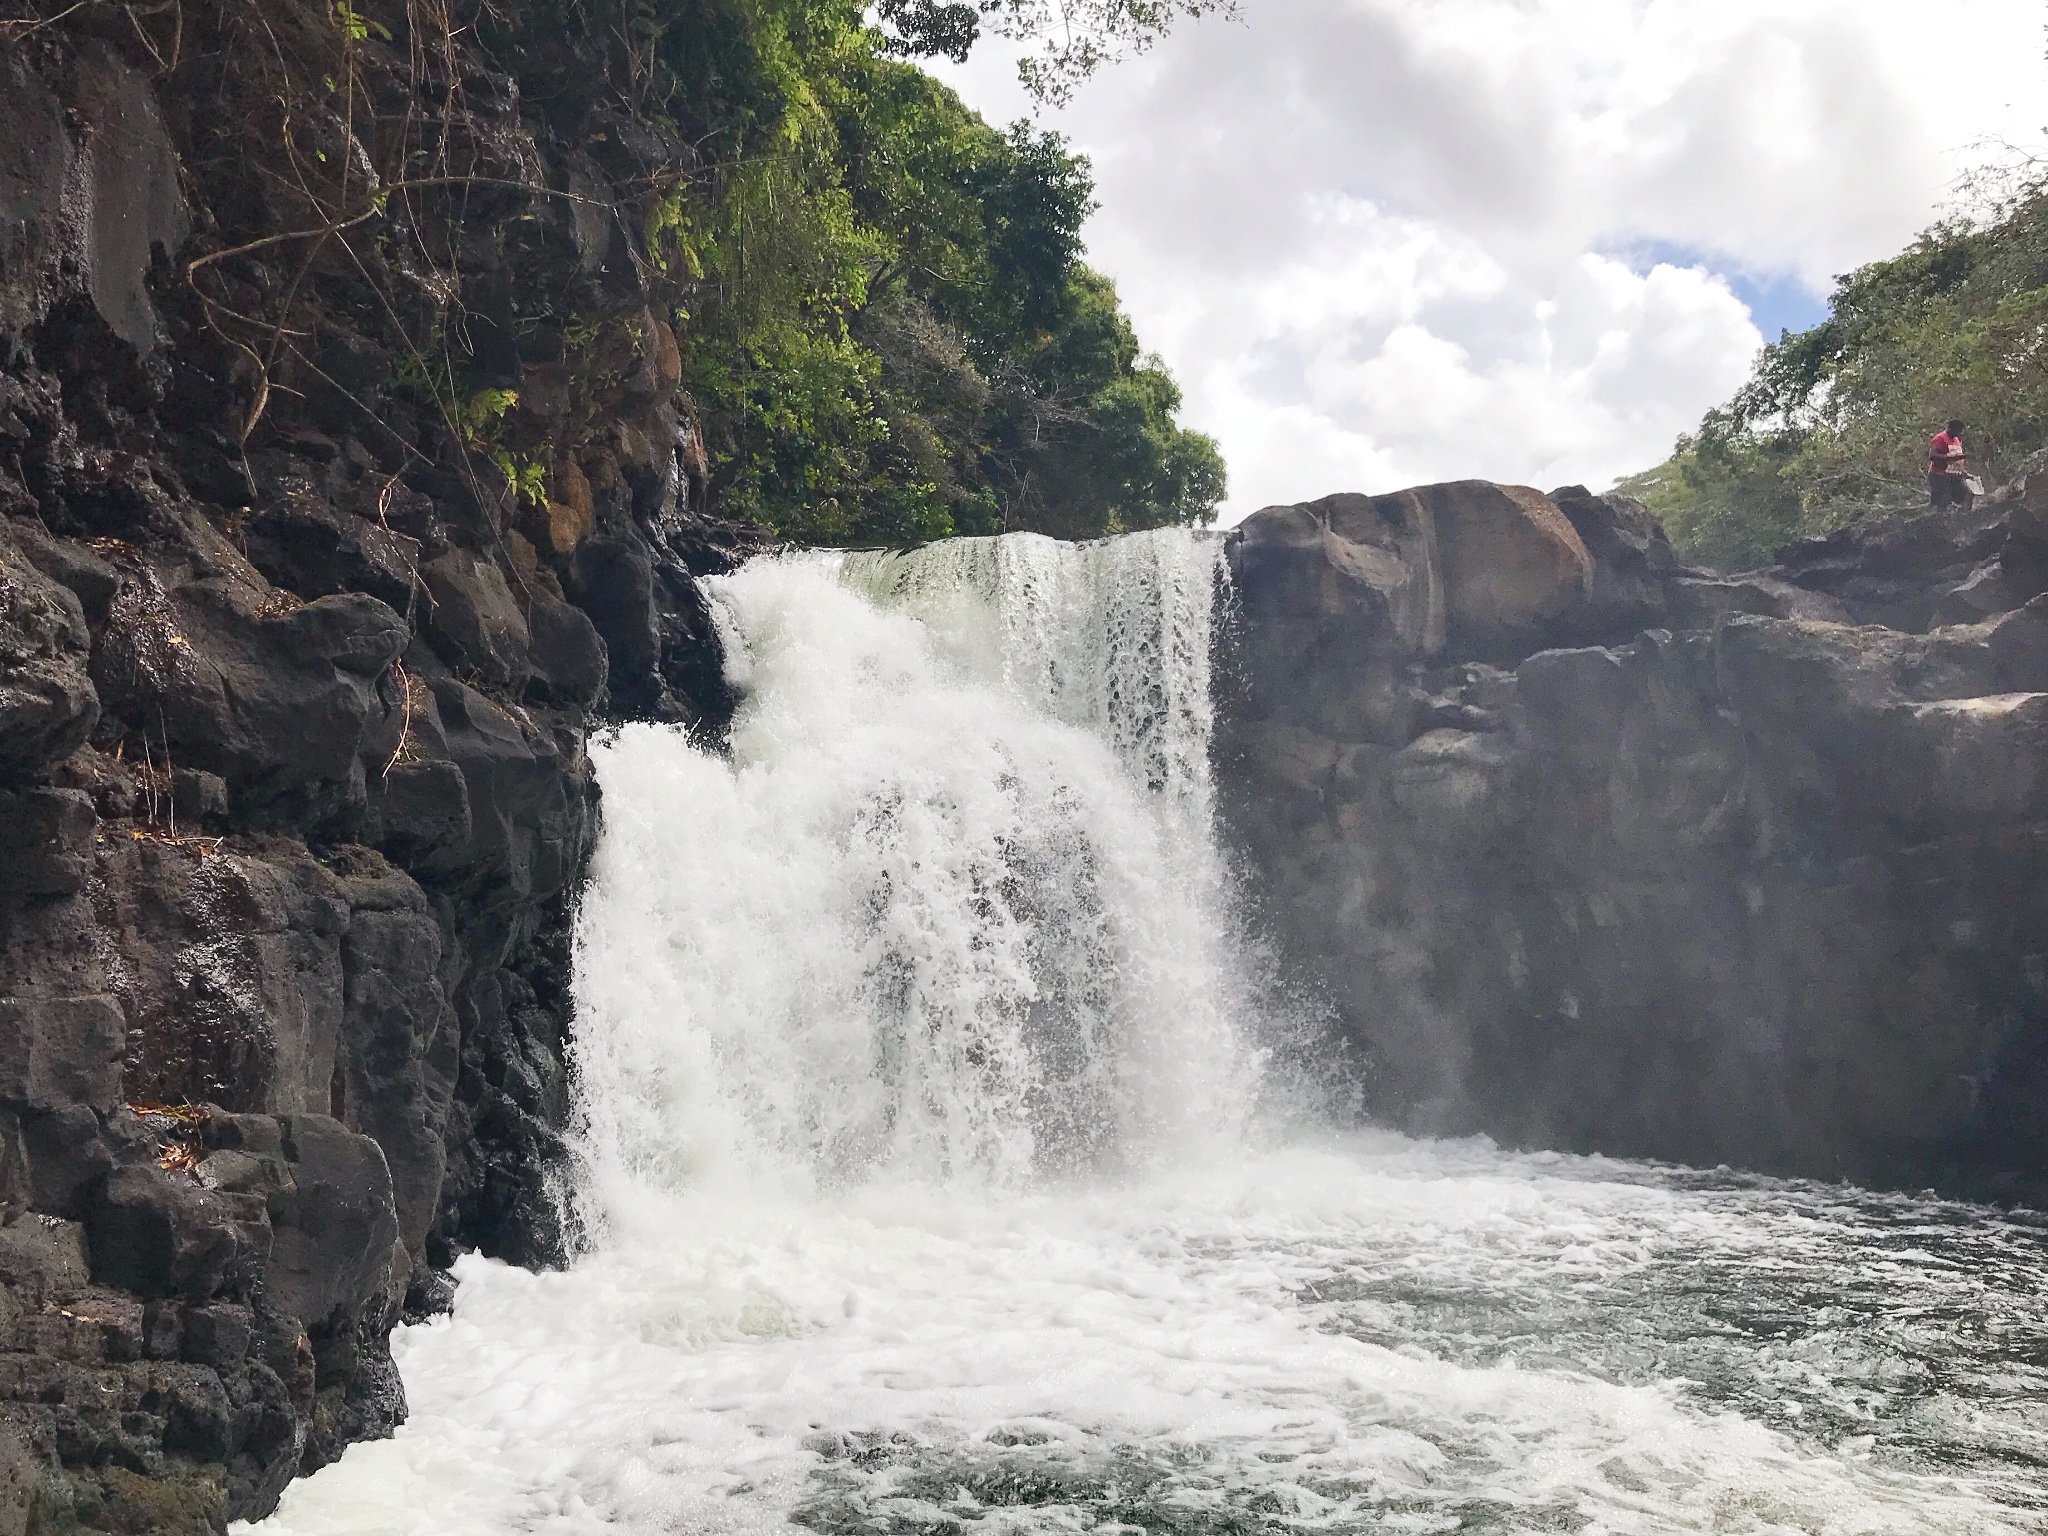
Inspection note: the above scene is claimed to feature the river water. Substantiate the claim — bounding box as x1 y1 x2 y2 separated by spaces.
248 531 2048 1536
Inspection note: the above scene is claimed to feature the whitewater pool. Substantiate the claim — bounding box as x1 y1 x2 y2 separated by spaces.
247 532 2048 1535
253 1136 2048 1535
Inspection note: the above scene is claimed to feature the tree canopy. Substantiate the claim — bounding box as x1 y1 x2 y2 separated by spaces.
1618 162 2048 569
559 0 1226 545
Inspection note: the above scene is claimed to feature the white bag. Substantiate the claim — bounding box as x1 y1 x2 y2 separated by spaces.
1965 476 1986 496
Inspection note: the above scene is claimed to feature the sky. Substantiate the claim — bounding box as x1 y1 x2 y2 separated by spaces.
930 0 2048 521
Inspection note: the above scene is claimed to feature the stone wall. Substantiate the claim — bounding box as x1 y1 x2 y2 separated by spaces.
1222 479 2048 1203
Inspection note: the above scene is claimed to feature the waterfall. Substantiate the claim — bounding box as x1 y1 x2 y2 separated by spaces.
248 529 2048 1536
568 530 1256 1241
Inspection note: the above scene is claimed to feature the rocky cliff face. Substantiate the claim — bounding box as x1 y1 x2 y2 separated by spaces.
1223 477 2048 1203
0 19 749 1532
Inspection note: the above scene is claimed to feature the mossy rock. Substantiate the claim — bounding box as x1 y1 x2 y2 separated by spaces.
33 1466 227 1536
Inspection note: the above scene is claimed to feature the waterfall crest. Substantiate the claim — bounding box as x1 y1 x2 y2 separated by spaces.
568 530 1255 1241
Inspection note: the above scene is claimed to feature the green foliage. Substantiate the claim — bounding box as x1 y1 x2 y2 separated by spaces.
1613 416 1808 571
540 0 1221 546
492 451 551 507
330 0 391 42
455 387 521 443
872 0 1239 106
1622 164 2048 569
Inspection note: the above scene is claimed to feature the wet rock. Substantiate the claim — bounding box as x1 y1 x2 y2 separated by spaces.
265 1117 401 1329
10 526 121 626
330 856 454 1258
86 1167 251 1301
1984 594 2048 691
98 840 351 1115
0 42 188 349
0 788 95 899
0 528 100 782
244 494 421 614
63 44 192 355
0 997 124 1112
1386 729 1524 839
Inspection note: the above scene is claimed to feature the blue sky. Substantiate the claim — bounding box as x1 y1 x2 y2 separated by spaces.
1623 243 1834 346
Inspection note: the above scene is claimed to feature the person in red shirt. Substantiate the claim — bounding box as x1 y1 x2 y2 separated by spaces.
1929 419 1972 510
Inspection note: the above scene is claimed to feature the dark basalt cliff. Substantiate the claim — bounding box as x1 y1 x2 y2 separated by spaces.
1223 477 2048 1203
0 17 750 1532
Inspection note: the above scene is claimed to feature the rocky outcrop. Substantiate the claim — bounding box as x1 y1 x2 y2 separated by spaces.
0 16 750 1531
1224 479 2048 1203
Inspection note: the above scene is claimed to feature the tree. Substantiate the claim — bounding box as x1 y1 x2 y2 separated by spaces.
619 7 1224 544
877 0 1241 105
1619 156 2048 568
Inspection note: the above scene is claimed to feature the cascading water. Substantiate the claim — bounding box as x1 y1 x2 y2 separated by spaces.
250 530 2048 1536
571 530 1255 1221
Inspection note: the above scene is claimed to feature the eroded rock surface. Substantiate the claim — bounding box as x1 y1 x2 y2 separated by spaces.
1224 480 2048 1202
0 22 752 1532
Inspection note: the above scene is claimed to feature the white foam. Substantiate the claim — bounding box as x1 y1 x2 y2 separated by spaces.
251 1139 2040 1536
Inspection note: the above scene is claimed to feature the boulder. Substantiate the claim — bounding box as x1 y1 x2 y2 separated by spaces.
421 551 531 692
525 591 609 708
571 532 663 696
0 996 125 1110
265 1116 401 1328
18 1105 113 1218
90 535 410 821
1227 492 1442 651
244 494 422 614
87 1167 252 1301
0 787 96 899
1426 480 1592 653
1228 480 1595 667
424 678 592 899
1549 485 1677 639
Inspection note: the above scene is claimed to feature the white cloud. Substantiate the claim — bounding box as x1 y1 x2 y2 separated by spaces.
931 0 2048 519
